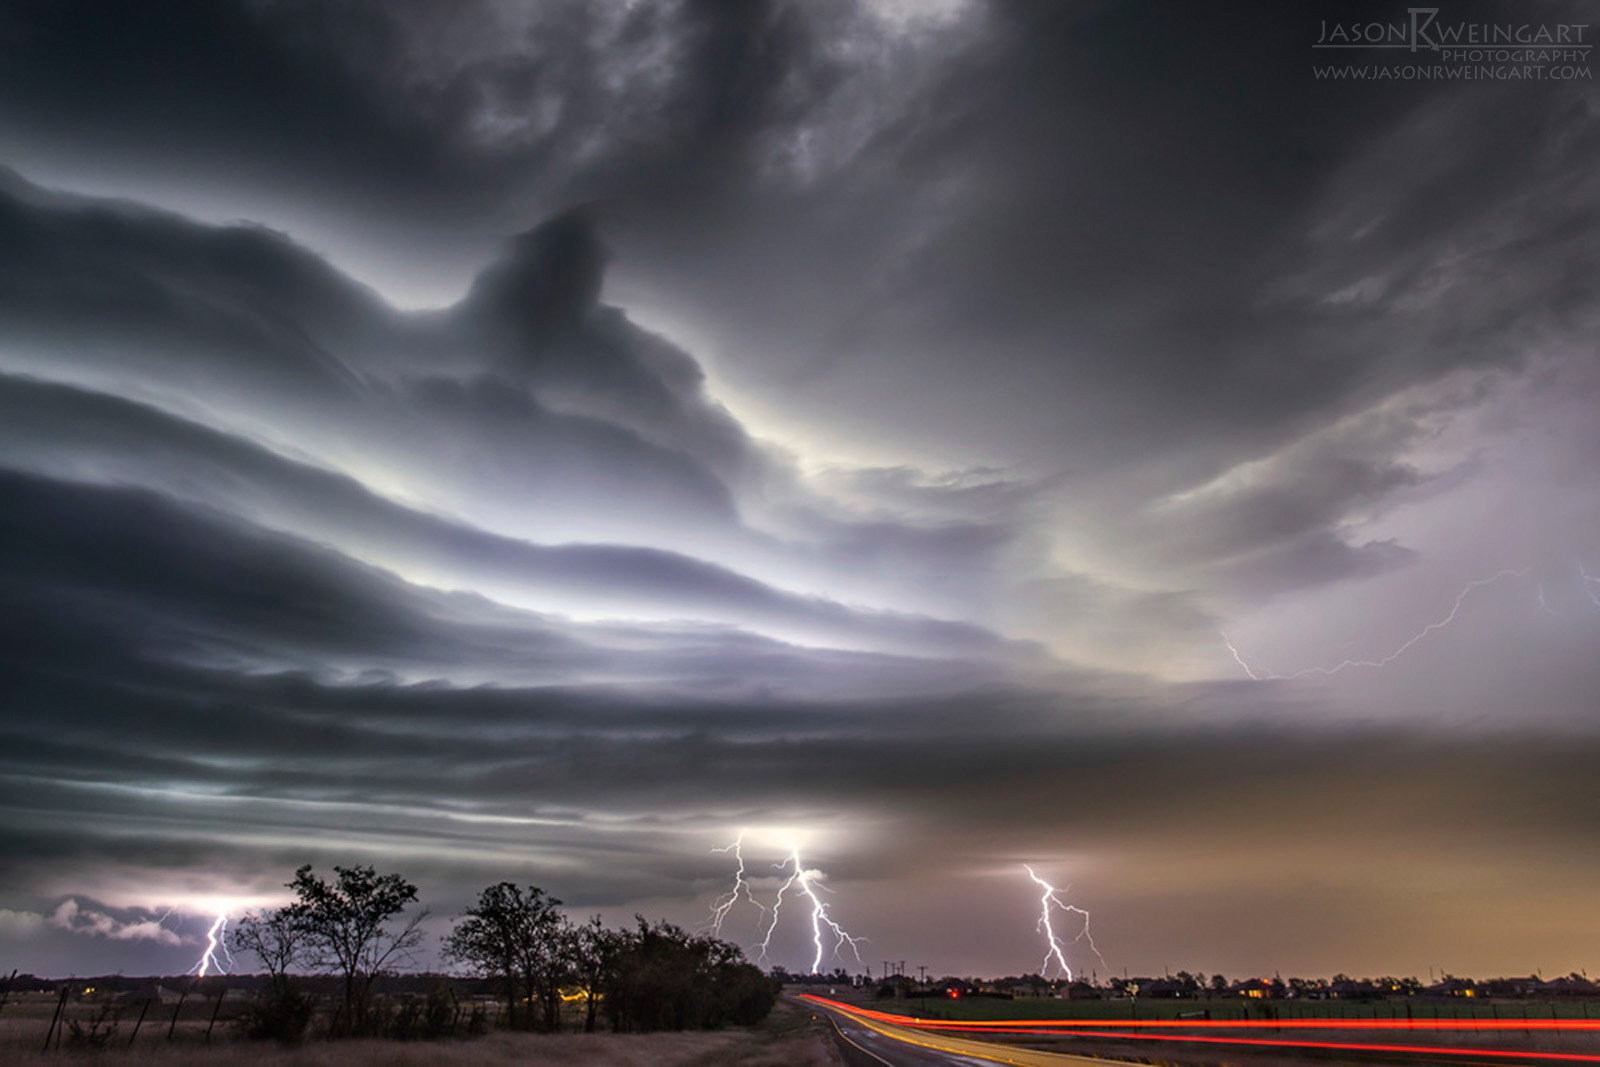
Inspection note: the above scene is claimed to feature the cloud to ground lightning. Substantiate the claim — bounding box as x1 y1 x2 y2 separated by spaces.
193 911 233 976
1024 864 1104 981
707 832 768 940
711 833 866 974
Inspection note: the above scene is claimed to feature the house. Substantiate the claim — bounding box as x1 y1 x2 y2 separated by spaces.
1231 979 1277 1000
1424 978 1478 998
1329 980 1382 1000
1537 976 1599 997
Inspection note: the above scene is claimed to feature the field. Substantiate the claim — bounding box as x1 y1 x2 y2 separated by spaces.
824 989 1600 1025
0 994 834 1066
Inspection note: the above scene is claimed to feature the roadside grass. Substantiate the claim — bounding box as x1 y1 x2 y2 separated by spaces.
0 998 835 1067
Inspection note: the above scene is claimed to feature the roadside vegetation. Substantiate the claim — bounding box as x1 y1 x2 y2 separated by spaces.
0 863 781 1058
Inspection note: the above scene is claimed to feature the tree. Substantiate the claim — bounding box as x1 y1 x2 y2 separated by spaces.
570 914 619 1033
231 910 303 995
443 882 567 1032
603 917 777 1032
230 909 312 1042
282 864 426 1035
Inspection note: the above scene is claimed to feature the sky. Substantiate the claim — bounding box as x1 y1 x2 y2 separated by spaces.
1 0 1598 983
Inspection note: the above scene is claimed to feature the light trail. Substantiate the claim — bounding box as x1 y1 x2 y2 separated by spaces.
1023 865 1103 981
923 1024 1600 1063
804 998 1600 1030
801 995 1600 1063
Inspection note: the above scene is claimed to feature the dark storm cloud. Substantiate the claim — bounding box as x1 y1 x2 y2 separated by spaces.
3 0 1599 980
597 0 1600 600
0 374 1028 659
0 0 867 298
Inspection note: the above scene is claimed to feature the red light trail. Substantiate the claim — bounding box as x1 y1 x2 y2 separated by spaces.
799 995 1600 1063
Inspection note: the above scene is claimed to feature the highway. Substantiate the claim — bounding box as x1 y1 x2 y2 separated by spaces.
800 995 1128 1067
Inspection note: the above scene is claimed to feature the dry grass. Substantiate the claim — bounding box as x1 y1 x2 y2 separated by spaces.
0 1000 837 1067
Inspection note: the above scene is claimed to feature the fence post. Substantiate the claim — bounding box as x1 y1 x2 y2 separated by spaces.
168 981 193 1041
128 997 153 1048
42 985 70 1052
206 988 227 1043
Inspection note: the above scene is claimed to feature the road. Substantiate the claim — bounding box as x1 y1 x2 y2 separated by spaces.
799 995 1128 1067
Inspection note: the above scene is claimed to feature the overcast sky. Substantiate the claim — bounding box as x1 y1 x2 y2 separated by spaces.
2 0 1598 982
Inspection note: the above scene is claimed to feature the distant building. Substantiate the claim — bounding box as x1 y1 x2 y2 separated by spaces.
1230 979 1277 1000
1329 980 1382 1000
1424 978 1479 998
1537 976 1599 997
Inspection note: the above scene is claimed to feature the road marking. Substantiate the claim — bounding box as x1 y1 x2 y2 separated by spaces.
814 998 1121 1066
822 1010 897 1066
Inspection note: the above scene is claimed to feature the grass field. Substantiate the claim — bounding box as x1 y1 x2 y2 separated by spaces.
0 996 834 1066
821 991 1600 1026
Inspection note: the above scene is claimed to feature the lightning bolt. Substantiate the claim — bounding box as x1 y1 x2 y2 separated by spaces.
1024 865 1104 981
193 912 233 976
1223 568 1529 680
708 832 768 939
1219 631 1265 681
757 847 866 973
1579 561 1600 608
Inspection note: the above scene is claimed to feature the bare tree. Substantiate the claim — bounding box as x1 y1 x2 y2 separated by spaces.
282 864 426 1034
230 910 303 995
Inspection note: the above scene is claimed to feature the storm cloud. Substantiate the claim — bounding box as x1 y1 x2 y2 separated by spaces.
1 0 1597 980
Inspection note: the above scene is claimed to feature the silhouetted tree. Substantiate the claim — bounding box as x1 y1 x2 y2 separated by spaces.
231 910 303 996
603 917 776 1032
282 864 425 1035
230 909 312 1041
443 882 568 1031
570 914 617 1033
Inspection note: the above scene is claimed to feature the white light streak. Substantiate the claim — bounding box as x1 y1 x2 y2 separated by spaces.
707 832 769 939
193 912 233 976
1223 568 1529 680
1023 864 1103 981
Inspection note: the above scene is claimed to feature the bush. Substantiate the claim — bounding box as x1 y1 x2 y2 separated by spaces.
603 918 778 1032
67 1005 120 1049
239 987 314 1043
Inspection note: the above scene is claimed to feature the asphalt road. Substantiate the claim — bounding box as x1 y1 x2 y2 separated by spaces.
800 996 1125 1067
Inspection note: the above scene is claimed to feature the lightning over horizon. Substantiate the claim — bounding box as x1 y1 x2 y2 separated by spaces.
1024 864 1104 981
193 912 233 977
707 832 769 941
711 833 866 974
6 0 1600 989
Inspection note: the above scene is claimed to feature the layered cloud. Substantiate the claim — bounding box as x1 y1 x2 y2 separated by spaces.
1 0 1598 979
